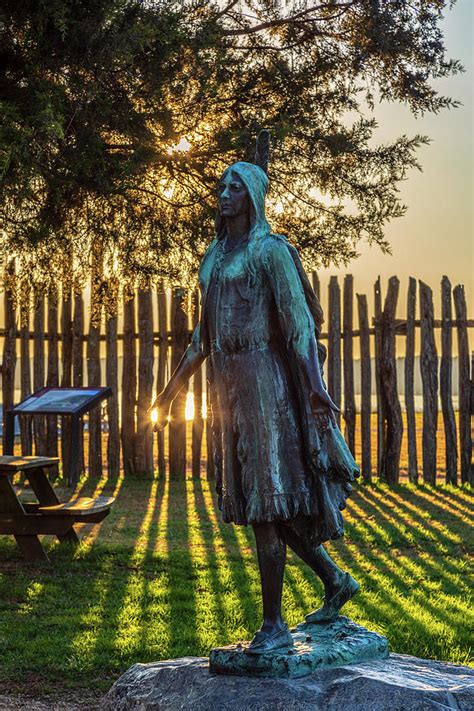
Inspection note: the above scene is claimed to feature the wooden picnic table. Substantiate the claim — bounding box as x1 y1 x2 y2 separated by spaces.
0 455 114 562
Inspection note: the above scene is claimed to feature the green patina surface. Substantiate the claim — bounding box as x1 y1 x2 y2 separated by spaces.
209 616 388 678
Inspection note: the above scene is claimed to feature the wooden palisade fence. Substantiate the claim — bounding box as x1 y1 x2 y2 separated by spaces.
1 269 473 486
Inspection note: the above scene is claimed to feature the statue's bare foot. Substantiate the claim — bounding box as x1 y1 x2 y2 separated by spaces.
244 623 294 655
305 572 360 624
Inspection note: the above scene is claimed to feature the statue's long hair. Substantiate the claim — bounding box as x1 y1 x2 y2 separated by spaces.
211 131 324 329
214 132 272 284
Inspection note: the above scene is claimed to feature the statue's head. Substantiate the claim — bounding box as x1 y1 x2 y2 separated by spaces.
215 161 271 241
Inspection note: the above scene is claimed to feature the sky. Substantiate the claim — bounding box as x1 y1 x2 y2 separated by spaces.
316 0 473 317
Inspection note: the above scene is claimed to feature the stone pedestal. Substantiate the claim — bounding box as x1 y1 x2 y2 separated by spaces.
210 616 388 678
104 653 474 710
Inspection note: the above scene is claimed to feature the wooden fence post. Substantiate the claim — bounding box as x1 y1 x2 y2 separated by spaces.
72 290 85 481
206 362 215 480
121 292 136 476
169 288 188 478
33 290 46 456
46 287 59 474
471 352 474 485
440 277 458 485
311 271 321 301
2 273 470 482
343 275 356 454
2 262 17 453
106 294 120 479
87 294 102 478
453 285 472 485
156 284 168 477
357 293 371 481
19 285 32 455
327 276 341 427
61 274 72 480
136 288 154 475
381 277 403 484
374 277 385 477
191 289 204 478
419 281 438 485
405 277 418 484
60 278 73 480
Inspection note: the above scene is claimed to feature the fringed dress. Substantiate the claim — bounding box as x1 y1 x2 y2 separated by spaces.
199 233 359 545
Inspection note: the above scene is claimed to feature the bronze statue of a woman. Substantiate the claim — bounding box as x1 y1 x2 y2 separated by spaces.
152 139 360 655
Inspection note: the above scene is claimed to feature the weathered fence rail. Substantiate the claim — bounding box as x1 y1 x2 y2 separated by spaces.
1 271 473 486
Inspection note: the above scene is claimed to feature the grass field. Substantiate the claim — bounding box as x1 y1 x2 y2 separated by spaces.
0 471 472 699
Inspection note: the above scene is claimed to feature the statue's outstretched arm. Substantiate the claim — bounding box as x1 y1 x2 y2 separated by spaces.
150 322 207 410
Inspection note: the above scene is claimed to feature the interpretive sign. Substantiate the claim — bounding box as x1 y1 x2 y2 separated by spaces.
12 387 109 415
4 387 112 484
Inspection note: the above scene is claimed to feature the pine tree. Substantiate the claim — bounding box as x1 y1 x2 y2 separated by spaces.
0 1 462 302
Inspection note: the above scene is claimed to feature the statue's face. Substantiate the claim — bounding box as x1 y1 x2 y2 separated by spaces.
217 169 249 218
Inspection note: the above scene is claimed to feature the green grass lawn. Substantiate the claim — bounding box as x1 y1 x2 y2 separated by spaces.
0 473 472 697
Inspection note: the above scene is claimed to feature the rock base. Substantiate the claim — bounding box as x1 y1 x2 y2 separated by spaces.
104 653 474 710
209 616 388 678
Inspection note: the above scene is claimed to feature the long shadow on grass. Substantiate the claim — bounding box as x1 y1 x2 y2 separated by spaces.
408 485 474 520
83 475 164 673
358 492 469 622
350 487 470 628
334 508 441 642
360 486 470 582
206 480 260 639
0 476 157 685
190 476 231 646
337 488 472 660
387 484 472 535
166 476 199 657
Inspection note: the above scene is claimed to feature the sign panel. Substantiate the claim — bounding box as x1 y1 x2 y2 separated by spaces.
12 387 111 416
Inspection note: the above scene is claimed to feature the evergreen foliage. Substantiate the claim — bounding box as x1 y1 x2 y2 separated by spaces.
0 1 462 303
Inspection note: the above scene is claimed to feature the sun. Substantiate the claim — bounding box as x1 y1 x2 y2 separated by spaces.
166 137 192 155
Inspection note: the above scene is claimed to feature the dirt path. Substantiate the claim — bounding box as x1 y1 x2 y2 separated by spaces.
0 692 103 710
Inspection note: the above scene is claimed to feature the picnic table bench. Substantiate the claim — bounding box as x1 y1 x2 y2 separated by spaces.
0 455 114 562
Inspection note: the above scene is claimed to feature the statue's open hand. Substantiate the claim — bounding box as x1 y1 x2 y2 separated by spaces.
147 392 171 432
310 388 340 428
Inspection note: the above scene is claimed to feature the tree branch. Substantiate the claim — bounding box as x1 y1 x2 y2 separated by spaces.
223 1 356 37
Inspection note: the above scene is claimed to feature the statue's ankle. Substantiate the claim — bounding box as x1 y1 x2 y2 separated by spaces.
324 571 345 599
261 618 285 635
